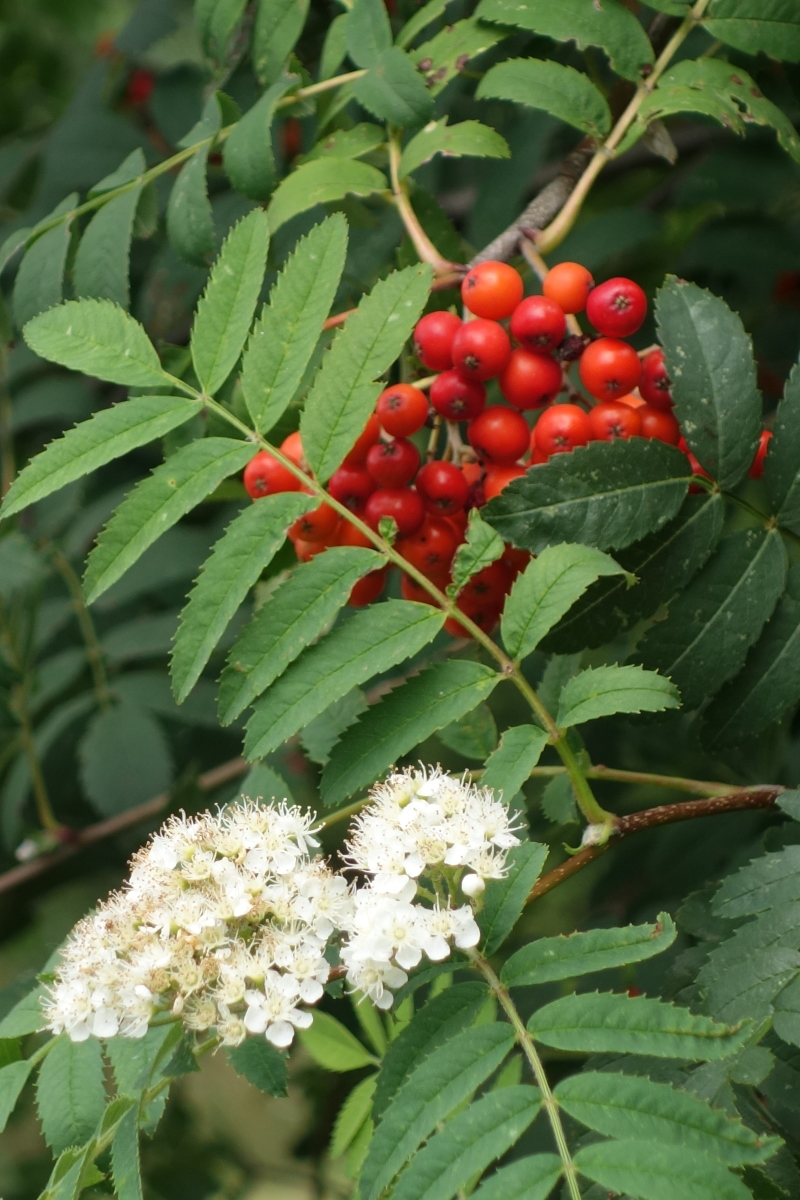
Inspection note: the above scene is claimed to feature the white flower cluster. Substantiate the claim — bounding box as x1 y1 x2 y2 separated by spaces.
340 767 521 1008
43 800 351 1049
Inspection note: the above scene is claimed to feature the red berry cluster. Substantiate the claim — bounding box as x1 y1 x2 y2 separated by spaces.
242 258 773 634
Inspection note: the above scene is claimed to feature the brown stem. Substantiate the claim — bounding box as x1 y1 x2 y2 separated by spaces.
527 787 783 904
388 133 460 277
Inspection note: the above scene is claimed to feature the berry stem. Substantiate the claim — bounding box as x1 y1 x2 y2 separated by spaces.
536 0 712 254
387 131 461 277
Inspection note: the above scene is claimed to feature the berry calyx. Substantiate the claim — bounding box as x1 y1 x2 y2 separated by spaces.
499 348 562 410
542 261 594 313
430 370 486 421
413 311 462 371
244 451 303 498
639 348 673 409
452 319 511 381
579 337 642 401
586 276 647 338
377 383 429 437
461 261 524 320
533 404 591 456
415 460 469 515
365 487 425 537
366 437 420 488
510 295 567 354
468 406 530 464
588 400 642 441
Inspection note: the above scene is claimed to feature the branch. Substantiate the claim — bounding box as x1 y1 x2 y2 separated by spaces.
527 786 783 903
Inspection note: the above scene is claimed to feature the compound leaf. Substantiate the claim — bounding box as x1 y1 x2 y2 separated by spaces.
451 509 505 594
703 0 800 62
503 915 677 988
481 725 548 803
298 1011 375 1072
412 18 507 95
166 144 215 266
74 185 142 309
253 0 310 84
764 363 800 533
471 1155 562 1200
399 117 509 178
226 1038 288 1096
352 47 434 125
223 77 296 200
13 195 76 327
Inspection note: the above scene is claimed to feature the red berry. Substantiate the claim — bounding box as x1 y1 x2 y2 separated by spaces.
293 536 328 562
502 545 531 576
282 116 303 160
543 262 594 314
679 437 712 492
366 437 420 487
586 276 647 338
534 404 591 456
280 431 306 469
430 370 486 421
377 383 429 437
617 392 645 409
342 413 381 466
289 500 339 543
499 348 562 410
414 311 462 371
401 572 443 605
639 405 680 445
348 566 388 607
244 450 302 499
484 464 526 499
579 338 642 401
125 68 155 106
639 348 673 409
749 429 772 480
445 561 512 637
530 442 549 464
468 406 530 464
443 507 469 541
335 521 374 549
461 261 523 320
452 319 511 382
365 487 425 536
328 464 375 509
416 461 469 515
588 400 642 441
397 517 458 578
510 295 567 354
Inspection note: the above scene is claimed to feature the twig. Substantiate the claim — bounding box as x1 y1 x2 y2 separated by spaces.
388 132 461 277
527 786 783 904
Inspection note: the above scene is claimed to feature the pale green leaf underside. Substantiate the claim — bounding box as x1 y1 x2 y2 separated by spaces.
298 1010 375 1072
556 664 681 727
23 299 170 388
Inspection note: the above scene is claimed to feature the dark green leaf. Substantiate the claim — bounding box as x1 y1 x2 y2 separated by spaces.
0 531 48 595
301 689 368 766
352 48 434 125
330 1074 377 1158
226 1038 288 1096
483 440 690 554
321 661 500 806
541 773 578 826
557 664 681 727
503 914 677 987
391 1085 541 1200
196 0 248 67
438 702 498 760
764 363 800 532
79 702 173 815
13 195 77 327
223 78 296 201
450 510 505 593
698 904 800 1024
480 841 549 956
253 0 310 84
712 846 800 918
23 299 169 388
74 185 142 309
218 546 384 723
0 1058 34 1132
298 1011 375 1072
301 123 385 163
37 1038 107 1155
300 264 431 482
637 528 788 710
0 226 32 276
656 277 761 487
346 0 392 67
412 18 507 95
477 59 611 137
704 0 800 62
244 600 444 759
481 725 548 803
396 0 448 48
359 1023 515 1200
471 1154 562 1200
166 146 215 266
83 438 253 604
0 985 46 1038
88 148 146 197
575 1138 751 1200
241 214 348 434
399 118 509 178
111 1107 143 1200
267 158 388 233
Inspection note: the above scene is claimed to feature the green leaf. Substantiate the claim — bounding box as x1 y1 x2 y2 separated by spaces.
172 493 313 702
0 1058 34 1132
301 688 368 766
399 118 509 178
301 123 385 163
0 985 46 1037
0 226 32 276
301 264 431 483
253 0 309 84
0 531 48 595
475 0 653 80
243 600 444 759
166 145 215 265
218 546 384 723
346 0 392 67
528 991 752 1059
13 195 77 327
23 299 169 388
359 1023 515 1200
542 494 724 654
89 148 146 197
637 528 788 711
701 582 800 751
712 846 800 918
196 0 248 66
637 59 800 164
480 842 549 956
557 1071 780 1166
438 702 498 760
223 77 296 200
238 763 295 804
83 438 253 604
74 186 142 310
450 510 505 594
655 277 760 488
476 59 611 138
353 47 434 124
267 157 388 233
698 905 800 1025
191 210 270 395
226 1038 288 1096
396 0 448 48
37 1037 107 1155
392 1085 541 1200
330 1074 377 1158
412 18 507 96
556 664 681 727
778 790 800 822
502 544 626 662
483 440 690 554
79 702 173 815
541 773 578 826
111 1107 143 1200
298 1011 375 1072
704 0 800 62
373 982 489 1119
574 1139 751 1200
321 661 500 806
0 395 201 522
481 725 548 803
503 914 677 988
764 363 800 532
471 1154 562 1200
241 214 348 434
